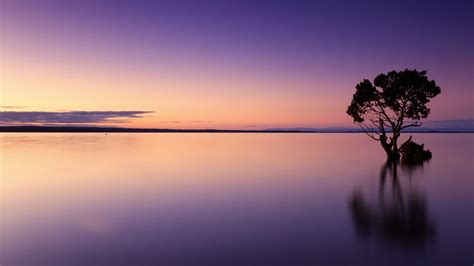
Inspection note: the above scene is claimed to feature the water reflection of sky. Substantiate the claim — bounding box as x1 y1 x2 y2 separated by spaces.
1 133 473 265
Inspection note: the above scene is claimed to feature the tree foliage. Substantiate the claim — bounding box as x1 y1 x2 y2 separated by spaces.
347 69 441 159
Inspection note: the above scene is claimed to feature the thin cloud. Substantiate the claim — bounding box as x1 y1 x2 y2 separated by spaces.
0 111 153 125
0 105 25 109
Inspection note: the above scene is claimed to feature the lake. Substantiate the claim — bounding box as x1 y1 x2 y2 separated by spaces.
1 133 473 266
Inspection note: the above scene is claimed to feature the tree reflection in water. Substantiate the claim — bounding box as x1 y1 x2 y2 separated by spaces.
349 161 436 247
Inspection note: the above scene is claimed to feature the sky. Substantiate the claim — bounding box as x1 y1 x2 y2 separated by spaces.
1 0 473 129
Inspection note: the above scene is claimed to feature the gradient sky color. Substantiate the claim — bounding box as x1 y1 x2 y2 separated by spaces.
1 0 473 129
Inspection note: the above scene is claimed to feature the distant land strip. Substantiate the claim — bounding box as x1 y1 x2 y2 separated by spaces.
0 126 472 133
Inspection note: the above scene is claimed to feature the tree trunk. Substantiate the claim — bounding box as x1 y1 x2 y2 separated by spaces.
386 130 401 161
379 135 394 161
386 149 399 162
380 131 401 162
391 132 400 160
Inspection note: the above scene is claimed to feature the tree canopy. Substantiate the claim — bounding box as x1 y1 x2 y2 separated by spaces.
347 69 441 159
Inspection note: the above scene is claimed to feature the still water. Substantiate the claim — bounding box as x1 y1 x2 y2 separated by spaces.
1 133 473 265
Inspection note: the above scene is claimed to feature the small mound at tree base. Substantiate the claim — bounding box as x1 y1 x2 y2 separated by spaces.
399 138 432 165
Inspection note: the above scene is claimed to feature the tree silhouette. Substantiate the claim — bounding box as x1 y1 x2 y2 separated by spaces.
347 69 441 160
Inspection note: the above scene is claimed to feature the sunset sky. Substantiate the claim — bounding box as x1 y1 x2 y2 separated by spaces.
1 0 472 129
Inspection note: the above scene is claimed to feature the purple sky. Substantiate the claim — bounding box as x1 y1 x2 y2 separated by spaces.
1 0 473 128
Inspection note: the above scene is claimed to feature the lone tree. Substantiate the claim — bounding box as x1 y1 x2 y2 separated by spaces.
347 69 441 160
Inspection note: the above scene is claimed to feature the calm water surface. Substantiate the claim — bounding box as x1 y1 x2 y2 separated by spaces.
1 133 473 266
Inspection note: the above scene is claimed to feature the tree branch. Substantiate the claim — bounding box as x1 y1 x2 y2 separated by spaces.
401 121 422 130
358 123 381 140
374 99 396 127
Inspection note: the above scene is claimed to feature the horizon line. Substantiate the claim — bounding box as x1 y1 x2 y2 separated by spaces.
1 125 473 133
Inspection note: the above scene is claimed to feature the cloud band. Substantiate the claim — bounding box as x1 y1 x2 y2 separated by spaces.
0 111 153 124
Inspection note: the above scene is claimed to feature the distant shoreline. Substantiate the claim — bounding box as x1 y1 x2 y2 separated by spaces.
0 126 472 133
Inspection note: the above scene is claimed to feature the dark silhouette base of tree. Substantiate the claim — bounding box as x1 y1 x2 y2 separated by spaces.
347 69 441 161
399 136 432 165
